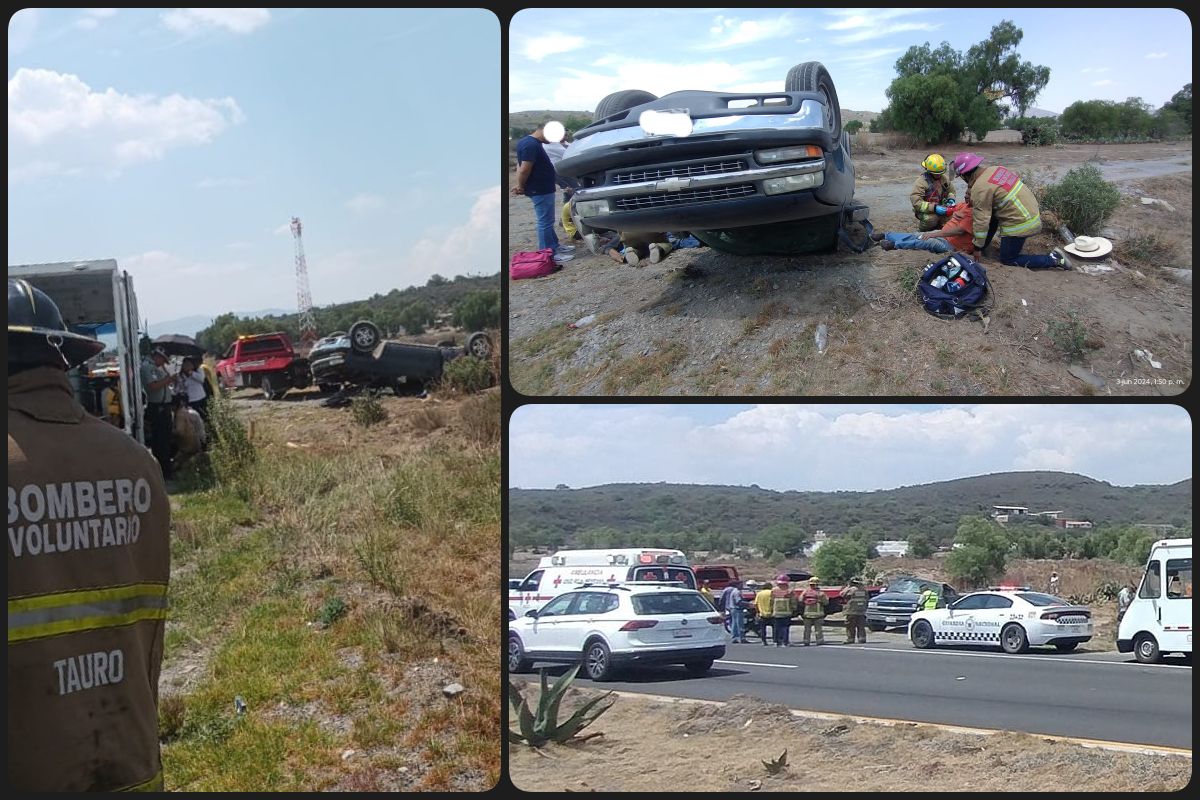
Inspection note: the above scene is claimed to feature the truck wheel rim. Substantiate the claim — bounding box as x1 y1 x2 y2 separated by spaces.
1139 640 1154 659
355 330 373 347
587 647 605 676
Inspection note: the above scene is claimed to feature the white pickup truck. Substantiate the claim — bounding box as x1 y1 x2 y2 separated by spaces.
8 260 146 443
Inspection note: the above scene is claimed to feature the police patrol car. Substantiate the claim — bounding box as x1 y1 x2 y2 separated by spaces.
908 588 1093 654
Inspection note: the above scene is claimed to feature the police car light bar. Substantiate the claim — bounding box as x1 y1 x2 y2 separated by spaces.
988 585 1032 591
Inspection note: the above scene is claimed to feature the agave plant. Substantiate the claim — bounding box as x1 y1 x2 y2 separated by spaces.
762 749 788 775
508 665 615 747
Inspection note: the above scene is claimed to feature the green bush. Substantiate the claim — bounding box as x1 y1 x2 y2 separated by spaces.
945 517 1008 588
1047 311 1091 361
454 290 500 331
317 596 348 627
441 356 494 394
1010 116 1060 146
1039 163 1121 236
844 120 864 135
907 533 935 559
349 391 387 427
812 540 868 584
206 393 257 492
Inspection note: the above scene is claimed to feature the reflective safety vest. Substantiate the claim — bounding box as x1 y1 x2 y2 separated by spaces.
8 367 171 792
800 587 828 619
919 589 939 610
843 585 868 615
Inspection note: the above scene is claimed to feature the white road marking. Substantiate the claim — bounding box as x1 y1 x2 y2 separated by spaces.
716 660 799 669
865 646 1193 670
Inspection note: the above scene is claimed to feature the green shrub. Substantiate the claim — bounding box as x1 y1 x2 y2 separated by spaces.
1010 116 1060 146
509 666 614 747
206 393 257 492
441 356 494 394
844 120 863 135
1047 311 1090 361
454 290 500 331
1039 163 1121 236
317 596 348 627
812 540 868 584
350 391 387 427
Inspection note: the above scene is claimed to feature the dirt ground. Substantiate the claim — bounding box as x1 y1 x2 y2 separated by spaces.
509 692 1192 792
509 141 1192 396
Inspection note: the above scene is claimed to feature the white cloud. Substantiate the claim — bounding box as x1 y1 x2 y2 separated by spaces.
345 193 385 214
1144 52 1168 59
518 32 586 62
161 8 270 35
406 186 499 281
75 8 117 29
8 68 244 182
832 22 940 45
827 47 904 65
1092 79 1115 87
123 250 259 320
702 14 795 50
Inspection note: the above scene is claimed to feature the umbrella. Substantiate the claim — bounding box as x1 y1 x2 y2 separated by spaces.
152 334 204 358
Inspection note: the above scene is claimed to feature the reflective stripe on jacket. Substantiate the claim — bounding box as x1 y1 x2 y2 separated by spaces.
800 588 828 619
910 173 955 216
919 589 939 610
843 586 868 615
966 165 1042 246
8 367 171 792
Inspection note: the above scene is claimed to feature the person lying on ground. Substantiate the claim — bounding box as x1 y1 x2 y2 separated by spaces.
600 231 675 266
872 199 975 254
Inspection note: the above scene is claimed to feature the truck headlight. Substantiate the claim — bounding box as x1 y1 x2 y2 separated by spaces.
867 602 878 609
574 199 610 217
762 171 823 196
755 145 822 164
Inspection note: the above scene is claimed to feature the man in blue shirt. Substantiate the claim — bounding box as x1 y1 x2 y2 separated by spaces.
511 122 573 262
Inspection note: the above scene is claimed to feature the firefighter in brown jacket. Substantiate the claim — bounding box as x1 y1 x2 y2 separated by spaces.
950 152 1069 270
800 577 829 646
909 154 956 231
8 278 171 792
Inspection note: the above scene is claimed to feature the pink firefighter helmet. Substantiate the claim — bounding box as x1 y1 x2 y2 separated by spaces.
951 152 983 177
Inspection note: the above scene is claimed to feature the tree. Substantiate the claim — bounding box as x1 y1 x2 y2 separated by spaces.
812 540 868 584
844 524 879 559
844 119 863 135
945 516 1009 588
454 290 500 331
426 274 450 287
879 21 1048 143
908 532 935 559
755 522 809 558
397 301 434 335
1159 83 1191 134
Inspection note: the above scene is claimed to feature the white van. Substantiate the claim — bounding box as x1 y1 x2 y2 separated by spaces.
509 549 697 620
9 260 145 443
1117 538 1191 663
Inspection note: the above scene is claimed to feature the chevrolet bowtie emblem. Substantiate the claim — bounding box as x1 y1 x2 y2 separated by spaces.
657 177 691 191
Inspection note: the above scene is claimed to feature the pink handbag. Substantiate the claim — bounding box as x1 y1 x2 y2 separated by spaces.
510 248 559 280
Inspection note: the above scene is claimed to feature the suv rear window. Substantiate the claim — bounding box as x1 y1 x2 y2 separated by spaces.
632 593 712 615
239 338 288 355
631 566 696 590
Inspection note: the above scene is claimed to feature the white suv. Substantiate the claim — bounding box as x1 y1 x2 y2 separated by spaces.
508 584 727 681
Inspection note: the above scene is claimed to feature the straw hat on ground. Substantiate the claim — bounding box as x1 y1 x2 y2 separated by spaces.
1063 236 1113 259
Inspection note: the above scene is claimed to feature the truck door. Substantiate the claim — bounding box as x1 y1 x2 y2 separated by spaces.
1162 554 1192 654
114 270 145 444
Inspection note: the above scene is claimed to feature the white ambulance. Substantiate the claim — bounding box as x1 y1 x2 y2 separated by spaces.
508 549 697 620
1117 538 1191 663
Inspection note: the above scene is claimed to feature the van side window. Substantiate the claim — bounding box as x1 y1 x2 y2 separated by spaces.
1166 558 1192 599
519 570 543 593
1138 561 1161 599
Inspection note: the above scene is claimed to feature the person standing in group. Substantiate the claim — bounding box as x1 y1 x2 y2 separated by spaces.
950 152 1069 270
8 278 171 792
721 580 749 643
842 577 869 645
755 580 775 645
512 121 575 265
175 356 210 426
918 583 940 611
699 579 716 608
770 576 797 647
910 153 956 232
1115 580 1135 640
140 346 176 480
800 577 828 646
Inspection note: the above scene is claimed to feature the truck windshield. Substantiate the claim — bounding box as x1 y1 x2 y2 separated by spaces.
888 579 933 594
632 593 711 615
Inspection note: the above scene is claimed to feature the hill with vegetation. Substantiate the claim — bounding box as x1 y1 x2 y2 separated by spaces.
509 472 1191 551
196 273 499 354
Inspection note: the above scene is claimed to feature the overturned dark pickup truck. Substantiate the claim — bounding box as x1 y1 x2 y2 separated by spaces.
309 320 493 394
558 62 869 256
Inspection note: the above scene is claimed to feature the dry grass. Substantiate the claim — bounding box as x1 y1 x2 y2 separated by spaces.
511 693 1191 793
162 401 500 791
601 340 689 395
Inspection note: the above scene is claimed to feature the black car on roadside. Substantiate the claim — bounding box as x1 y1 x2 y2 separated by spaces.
866 577 959 631
557 61 868 256
309 319 492 394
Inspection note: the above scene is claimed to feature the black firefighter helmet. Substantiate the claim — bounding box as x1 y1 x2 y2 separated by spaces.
8 278 105 369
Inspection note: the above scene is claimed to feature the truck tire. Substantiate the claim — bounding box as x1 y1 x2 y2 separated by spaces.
594 90 658 122
349 320 381 354
784 61 841 142
261 373 287 401
1134 633 1161 664
583 639 614 681
466 331 493 360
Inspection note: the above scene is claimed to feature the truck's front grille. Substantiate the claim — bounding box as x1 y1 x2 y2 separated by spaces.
614 183 756 211
612 159 748 185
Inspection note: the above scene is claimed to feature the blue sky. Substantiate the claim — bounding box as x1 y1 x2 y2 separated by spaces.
510 8 1192 115
9 8 499 325
510 405 1193 491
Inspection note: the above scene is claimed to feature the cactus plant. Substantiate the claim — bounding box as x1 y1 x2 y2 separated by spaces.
508 665 614 747
763 749 789 775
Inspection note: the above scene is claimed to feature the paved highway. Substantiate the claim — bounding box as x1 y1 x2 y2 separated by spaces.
517 635 1192 749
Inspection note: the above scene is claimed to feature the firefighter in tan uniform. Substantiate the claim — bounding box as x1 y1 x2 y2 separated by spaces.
8 278 171 792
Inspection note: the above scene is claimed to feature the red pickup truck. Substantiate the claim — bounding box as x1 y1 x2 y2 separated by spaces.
216 332 312 400
694 565 741 592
